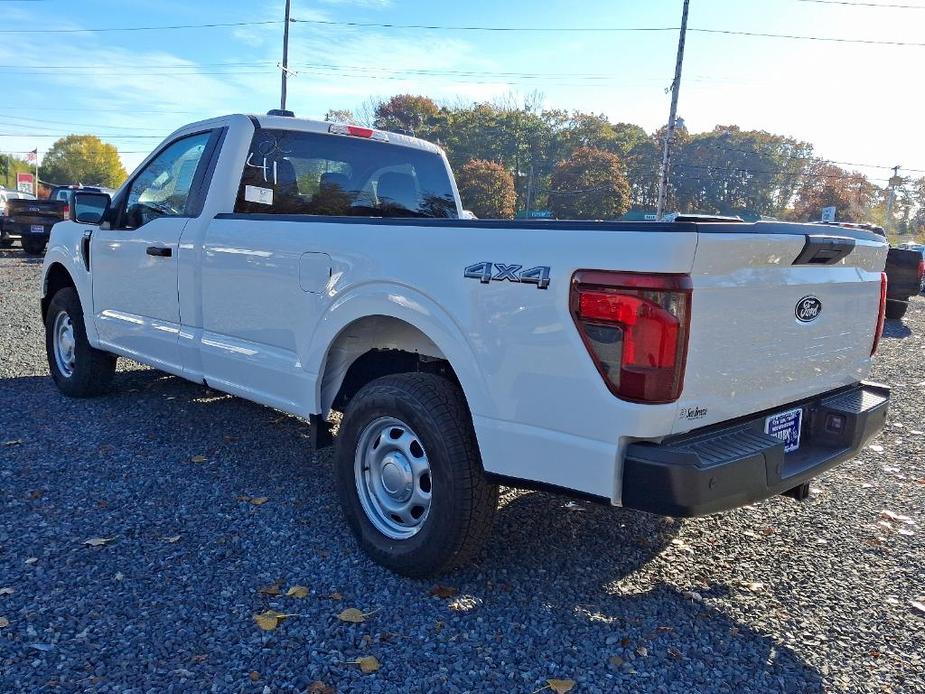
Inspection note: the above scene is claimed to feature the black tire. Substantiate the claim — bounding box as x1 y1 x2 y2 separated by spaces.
21 235 46 256
334 373 498 577
45 287 117 397
885 300 907 320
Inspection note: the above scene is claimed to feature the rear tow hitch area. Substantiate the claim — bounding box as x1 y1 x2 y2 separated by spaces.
782 482 811 502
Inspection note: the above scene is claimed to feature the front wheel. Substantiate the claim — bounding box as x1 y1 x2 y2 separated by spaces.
45 288 117 397
334 373 498 577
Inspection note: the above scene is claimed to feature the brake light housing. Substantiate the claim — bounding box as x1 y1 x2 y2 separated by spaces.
62 204 70 220
328 123 390 143
570 270 692 404
871 272 887 356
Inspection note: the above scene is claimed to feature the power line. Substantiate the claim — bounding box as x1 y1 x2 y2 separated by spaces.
291 18 925 46
797 0 925 7
0 19 282 34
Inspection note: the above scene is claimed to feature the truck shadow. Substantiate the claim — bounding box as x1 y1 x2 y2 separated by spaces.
0 367 823 693
882 319 912 339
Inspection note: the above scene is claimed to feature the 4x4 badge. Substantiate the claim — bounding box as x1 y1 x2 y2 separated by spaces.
464 262 550 289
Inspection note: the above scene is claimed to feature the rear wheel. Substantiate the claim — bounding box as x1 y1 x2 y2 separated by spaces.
45 287 117 397
334 373 498 577
21 235 46 256
885 300 907 320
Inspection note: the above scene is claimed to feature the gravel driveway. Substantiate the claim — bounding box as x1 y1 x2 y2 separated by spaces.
1 248 923 694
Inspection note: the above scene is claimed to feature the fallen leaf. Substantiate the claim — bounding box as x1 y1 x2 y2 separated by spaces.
307 682 336 694
546 679 576 694
249 671 261 682
29 490 43 500
286 585 309 599
24 557 38 565
869 444 884 453
667 647 683 659
190 455 207 464
328 592 343 601
609 655 624 667
257 581 282 597
636 646 648 657
249 497 269 506
0 588 14 596
0 617 7 628
337 607 369 624
114 572 124 581
83 537 115 547
429 585 458 599
744 582 765 592
163 535 181 544
253 610 296 631
3 439 22 446
354 655 380 674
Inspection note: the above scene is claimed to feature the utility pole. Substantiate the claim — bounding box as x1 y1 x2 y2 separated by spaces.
280 0 292 111
885 164 901 234
656 0 690 220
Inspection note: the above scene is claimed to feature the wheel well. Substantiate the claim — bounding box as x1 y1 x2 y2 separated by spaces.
320 316 460 413
41 263 75 322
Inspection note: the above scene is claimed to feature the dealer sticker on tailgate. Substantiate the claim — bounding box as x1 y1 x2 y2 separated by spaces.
765 407 803 453
30 225 44 234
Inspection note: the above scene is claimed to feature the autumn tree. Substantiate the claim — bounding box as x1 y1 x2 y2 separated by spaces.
41 135 126 188
792 162 876 222
373 94 440 135
456 159 516 218
548 147 631 220
0 153 34 190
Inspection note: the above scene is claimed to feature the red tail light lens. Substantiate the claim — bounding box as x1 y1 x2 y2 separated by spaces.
62 204 70 219
571 271 692 403
917 259 924 281
871 271 887 356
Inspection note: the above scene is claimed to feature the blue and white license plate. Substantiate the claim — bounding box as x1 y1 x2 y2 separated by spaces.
765 407 803 453
30 225 45 234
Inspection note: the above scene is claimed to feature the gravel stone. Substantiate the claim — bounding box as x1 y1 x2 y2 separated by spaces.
1 250 923 692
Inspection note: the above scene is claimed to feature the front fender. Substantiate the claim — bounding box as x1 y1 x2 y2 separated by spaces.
306 281 494 419
41 221 100 346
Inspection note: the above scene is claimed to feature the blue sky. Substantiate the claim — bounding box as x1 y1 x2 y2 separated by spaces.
2 0 922 184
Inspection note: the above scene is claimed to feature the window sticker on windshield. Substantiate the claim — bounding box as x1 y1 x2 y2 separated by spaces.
244 185 274 206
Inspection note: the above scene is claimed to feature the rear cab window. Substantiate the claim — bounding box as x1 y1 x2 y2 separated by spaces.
234 128 459 219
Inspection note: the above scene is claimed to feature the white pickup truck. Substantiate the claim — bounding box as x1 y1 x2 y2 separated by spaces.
40 112 890 576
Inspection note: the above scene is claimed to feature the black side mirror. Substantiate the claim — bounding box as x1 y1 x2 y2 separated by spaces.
72 192 111 225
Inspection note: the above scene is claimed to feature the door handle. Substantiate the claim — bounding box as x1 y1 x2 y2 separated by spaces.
146 245 172 257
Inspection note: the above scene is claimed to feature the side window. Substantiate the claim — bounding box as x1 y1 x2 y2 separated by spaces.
118 132 211 229
234 129 458 219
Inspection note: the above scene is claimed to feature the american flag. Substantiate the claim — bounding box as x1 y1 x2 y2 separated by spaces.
25 149 37 164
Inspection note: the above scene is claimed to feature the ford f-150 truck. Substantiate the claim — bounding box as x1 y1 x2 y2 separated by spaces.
39 113 891 576
7 185 111 256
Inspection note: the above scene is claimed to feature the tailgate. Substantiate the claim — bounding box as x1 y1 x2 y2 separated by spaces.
6 200 65 224
674 223 887 434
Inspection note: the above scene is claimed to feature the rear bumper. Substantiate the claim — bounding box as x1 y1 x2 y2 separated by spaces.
4 221 51 240
621 382 889 517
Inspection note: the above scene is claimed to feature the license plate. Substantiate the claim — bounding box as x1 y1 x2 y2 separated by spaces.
30 225 45 234
765 407 803 453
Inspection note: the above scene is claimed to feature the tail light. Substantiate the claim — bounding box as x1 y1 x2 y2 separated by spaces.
328 123 390 142
871 272 887 356
62 204 70 219
570 270 692 403
917 259 925 282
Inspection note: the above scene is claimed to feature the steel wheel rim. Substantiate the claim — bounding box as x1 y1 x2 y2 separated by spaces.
53 311 76 378
354 416 433 540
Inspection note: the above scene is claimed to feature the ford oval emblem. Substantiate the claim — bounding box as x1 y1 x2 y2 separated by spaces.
795 296 822 322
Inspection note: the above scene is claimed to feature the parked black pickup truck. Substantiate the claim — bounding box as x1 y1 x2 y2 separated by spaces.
813 222 924 320
5 185 110 256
